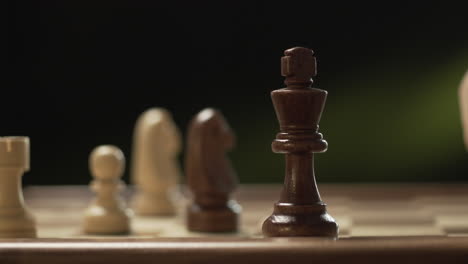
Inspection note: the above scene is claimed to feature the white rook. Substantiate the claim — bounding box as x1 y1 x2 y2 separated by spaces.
0 136 36 238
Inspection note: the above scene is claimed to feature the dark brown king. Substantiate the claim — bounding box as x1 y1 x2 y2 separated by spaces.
262 47 338 237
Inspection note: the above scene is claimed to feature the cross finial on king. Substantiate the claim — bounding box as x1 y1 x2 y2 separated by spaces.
281 47 317 87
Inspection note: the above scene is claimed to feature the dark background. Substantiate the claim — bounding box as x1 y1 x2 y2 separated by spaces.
7 2 468 185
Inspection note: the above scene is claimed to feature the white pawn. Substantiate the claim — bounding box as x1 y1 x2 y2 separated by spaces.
82 145 131 235
131 108 182 215
0 137 36 238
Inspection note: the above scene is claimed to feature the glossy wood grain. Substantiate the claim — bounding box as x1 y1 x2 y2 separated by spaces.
2 184 468 263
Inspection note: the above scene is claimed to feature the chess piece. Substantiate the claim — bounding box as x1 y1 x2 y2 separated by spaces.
185 108 241 232
0 137 36 238
262 47 338 237
459 70 468 150
131 108 182 215
83 145 131 234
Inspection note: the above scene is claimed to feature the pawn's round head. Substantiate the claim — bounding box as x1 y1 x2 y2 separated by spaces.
89 145 125 180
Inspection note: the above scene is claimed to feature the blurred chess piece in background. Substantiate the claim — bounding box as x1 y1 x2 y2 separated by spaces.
83 145 131 234
185 108 240 232
459 70 468 150
0 137 36 238
131 108 182 216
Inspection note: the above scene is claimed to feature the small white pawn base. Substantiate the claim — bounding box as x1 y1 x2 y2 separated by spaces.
83 204 131 235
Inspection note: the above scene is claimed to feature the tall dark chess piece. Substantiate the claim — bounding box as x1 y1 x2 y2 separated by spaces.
262 47 338 237
185 108 241 232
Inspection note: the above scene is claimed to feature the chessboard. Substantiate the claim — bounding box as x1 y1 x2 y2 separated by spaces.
1 184 468 263
1 47 467 264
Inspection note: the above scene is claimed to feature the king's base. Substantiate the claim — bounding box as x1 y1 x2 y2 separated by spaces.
187 200 241 233
262 202 338 238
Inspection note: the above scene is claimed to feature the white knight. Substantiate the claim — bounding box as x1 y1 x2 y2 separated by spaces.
131 108 182 215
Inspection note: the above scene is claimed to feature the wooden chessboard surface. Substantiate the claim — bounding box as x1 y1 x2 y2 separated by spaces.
2 184 468 263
